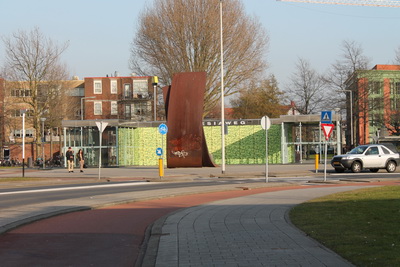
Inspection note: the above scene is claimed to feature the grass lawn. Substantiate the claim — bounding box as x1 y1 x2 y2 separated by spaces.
290 185 400 266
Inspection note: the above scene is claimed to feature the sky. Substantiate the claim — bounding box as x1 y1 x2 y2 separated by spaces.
1 0 400 90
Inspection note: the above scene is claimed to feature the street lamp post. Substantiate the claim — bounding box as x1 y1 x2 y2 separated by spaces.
40 117 47 169
337 90 353 148
220 0 226 174
153 76 158 121
80 96 96 120
21 109 27 177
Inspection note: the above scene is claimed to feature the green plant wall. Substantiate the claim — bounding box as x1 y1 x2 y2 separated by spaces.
203 125 282 165
118 124 286 166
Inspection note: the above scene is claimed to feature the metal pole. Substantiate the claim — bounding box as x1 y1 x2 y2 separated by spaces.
41 118 46 169
22 111 26 177
349 91 353 148
265 119 269 183
299 122 302 163
220 0 226 174
154 84 157 121
98 122 102 180
81 96 95 120
336 90 353 148
324 140 328 182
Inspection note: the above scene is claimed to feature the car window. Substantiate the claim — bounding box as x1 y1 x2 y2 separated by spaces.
382 146 392 154
349 146 368 154
366 147 379 155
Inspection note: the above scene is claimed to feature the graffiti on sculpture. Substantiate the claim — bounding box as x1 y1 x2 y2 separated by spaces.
163 72 216 168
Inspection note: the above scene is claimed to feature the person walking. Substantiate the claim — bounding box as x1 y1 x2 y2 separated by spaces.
66 147 74 173
77 149 85 173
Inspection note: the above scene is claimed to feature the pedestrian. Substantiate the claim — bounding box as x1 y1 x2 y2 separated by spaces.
76 149 85 173
66 147 74 173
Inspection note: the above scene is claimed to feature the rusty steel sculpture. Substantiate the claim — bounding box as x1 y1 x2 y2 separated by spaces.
163 72 216 168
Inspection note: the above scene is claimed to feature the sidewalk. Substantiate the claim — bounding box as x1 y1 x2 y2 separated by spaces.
142 186 364 267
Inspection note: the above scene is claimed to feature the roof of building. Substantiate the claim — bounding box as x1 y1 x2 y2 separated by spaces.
372 64 400 71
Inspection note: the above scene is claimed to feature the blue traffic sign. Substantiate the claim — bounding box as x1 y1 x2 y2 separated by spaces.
158 123 168 135
156 147 163 156
321 111 332 123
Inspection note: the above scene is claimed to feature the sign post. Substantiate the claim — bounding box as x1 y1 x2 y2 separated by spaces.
95 121 108 180
158 123 168 178
261 116 271 183
321 122 334 182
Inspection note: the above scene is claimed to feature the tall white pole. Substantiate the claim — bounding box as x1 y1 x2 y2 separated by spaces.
22 111 26 177
154 84 157 121
349 91 353 148
220 0 226 174
41 118 46 169
98 122 102 180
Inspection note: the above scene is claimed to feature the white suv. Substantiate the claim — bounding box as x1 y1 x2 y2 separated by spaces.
331 144 400 173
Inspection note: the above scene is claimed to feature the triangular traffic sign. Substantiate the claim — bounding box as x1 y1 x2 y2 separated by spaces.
321 123 334 140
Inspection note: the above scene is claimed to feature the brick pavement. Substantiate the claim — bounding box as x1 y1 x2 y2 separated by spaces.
143 186 374 267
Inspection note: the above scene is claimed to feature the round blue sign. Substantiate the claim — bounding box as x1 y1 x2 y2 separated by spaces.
156 147 163 156
158 123 168 135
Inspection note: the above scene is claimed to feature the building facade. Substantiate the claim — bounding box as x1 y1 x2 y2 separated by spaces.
0 78 84 162
345 64 400 147
82 76 155 121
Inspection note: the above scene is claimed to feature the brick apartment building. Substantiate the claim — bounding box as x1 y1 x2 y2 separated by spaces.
0 75 156 162
82 75 154 121
0 77 83 161
345 64 400 147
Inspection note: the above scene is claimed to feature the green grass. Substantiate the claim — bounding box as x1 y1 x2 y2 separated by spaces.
290 186 400 266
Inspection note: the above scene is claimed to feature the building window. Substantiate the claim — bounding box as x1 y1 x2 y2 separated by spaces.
94 80 102 94
124 84 131 99
13 129 34 137
12 109 33 117
11 89 31 97
133 80 149 98
111 101 118 115
124 104 131 119
111 80 117 94
369 81 382 95
133 102 150 116
94 101 102 115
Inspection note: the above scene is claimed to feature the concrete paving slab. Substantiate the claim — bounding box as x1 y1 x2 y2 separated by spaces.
145 186 373 267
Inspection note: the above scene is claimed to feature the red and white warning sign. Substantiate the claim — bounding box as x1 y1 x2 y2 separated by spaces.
321 123 335 140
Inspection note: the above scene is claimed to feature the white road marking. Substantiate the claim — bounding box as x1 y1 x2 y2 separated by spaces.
0 182 152 196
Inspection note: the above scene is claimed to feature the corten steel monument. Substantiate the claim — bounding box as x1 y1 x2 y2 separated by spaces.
163 72 216 168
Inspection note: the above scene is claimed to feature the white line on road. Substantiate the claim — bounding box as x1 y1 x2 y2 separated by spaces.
0 181 152 196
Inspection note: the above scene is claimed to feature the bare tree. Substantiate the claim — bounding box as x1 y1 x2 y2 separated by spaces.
230 75 285 119
130 0 269 115
286 58 327 115
395 45 400 64
324 40 371 146
2 27 70 155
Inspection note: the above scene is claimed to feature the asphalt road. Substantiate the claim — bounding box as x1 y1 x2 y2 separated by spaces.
0 164 399 266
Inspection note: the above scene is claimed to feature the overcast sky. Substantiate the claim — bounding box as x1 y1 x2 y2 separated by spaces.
1 0 400 89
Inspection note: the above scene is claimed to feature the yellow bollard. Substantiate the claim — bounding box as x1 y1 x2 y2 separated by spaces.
159 158 164 178
315 154 319 173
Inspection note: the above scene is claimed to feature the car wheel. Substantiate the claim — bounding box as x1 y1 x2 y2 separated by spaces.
335 168 345 173
386 161 396 173
351 161 362 173
369 169 379 173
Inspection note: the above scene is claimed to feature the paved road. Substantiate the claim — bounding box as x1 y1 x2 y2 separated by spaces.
0 164 398 266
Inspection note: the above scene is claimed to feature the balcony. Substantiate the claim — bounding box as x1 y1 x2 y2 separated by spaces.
120 92 152 102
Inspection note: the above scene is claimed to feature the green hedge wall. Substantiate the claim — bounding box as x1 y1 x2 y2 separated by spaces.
118 124 283 166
